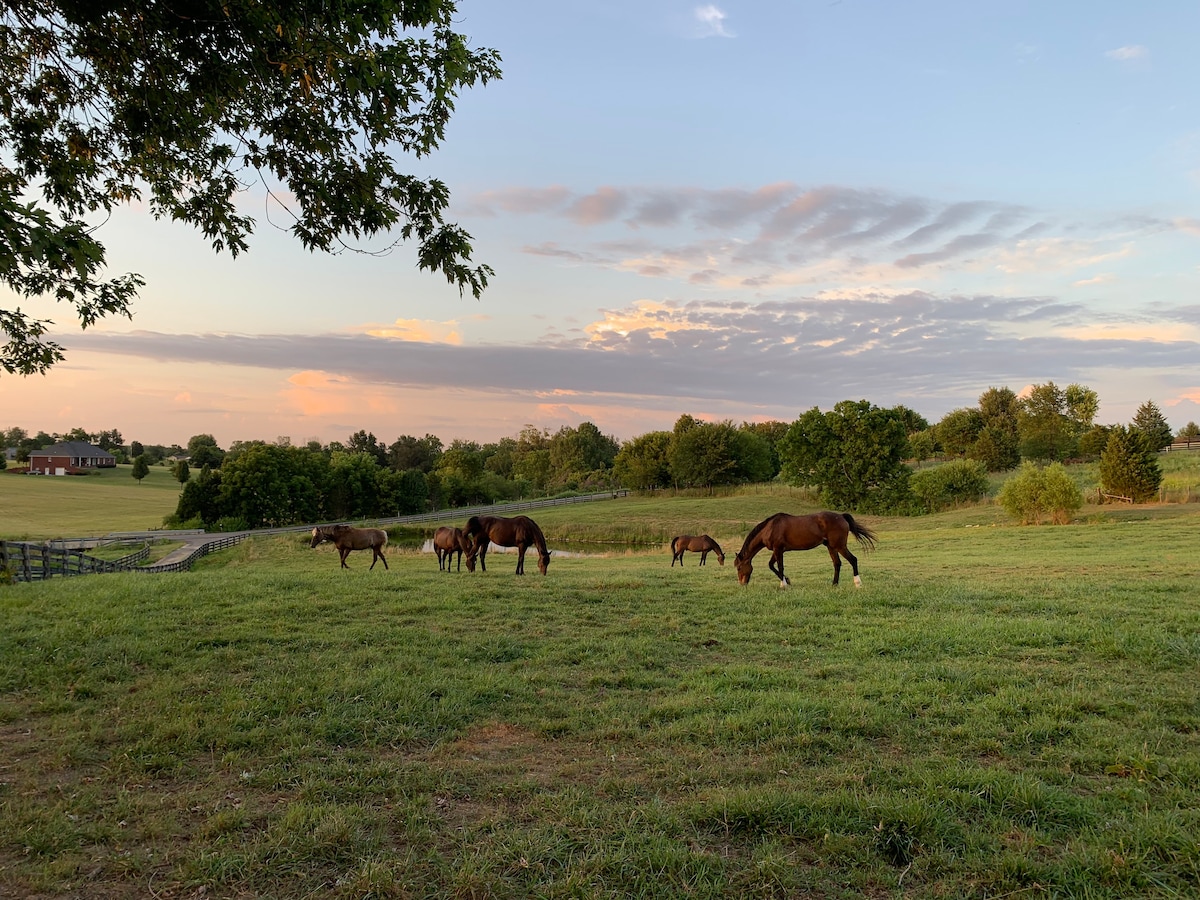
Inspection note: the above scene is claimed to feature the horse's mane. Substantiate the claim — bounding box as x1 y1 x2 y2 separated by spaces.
523 516 550 559
738 512 786 555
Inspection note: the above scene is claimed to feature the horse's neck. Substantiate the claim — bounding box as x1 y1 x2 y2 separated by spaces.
738 534 765 560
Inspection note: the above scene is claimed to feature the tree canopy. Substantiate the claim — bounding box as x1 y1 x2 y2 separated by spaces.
779 400 912 512
1 0 501 374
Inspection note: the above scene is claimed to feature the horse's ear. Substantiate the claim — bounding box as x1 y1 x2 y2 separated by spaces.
311 527 319 537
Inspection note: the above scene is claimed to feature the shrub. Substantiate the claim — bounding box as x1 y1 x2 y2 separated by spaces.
1042 463 1083 524
998 462 1082 525
910 459 990 513
998 461 1046 524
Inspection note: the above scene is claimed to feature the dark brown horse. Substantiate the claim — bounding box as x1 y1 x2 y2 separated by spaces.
433 525 475 572
462 514 550 575
310 524 389 570
670 534 725 567
734 511 877 587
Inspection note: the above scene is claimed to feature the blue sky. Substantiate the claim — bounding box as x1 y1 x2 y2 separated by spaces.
4 1 1199 447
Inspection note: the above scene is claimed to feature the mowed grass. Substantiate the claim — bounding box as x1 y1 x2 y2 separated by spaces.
0 464 183 539
2 504 1198 899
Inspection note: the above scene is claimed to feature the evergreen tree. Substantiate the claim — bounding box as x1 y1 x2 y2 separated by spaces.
1099 426 1162 502
1131 400 1173 452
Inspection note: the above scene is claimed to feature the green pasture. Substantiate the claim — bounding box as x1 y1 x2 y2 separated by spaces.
0 464 182 540
2 503 1198 899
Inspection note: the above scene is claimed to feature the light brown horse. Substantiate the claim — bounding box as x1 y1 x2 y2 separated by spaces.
310 524 389 570
734 511 877 587
670 534 725 567
462 514 550 575
433 525 475 572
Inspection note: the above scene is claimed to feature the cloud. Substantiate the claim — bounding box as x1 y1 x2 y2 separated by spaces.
459 186 572 216
364 318 462 344
1174 217 1200 236
1072 273 1116 287
693 5 734 38
61 290 1200 425
476 183 1079 284
566 187 628 225
1105 45 1147 61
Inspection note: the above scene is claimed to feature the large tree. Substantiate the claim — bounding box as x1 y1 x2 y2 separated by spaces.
613 431 671 491
1018 382 1074 461
972 386 1020 471
1 0 501 375
779 400 912 513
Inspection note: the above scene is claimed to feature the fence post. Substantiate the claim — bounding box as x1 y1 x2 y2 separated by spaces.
41 545 53 579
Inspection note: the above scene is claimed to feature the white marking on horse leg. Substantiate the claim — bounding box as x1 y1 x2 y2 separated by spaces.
853 575 862 587
779 576 790 588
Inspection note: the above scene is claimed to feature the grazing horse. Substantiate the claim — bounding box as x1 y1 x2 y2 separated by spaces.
310 524 389 570
433 525 475 572
462 514 550 575
670 534 725 567
734 511 877 587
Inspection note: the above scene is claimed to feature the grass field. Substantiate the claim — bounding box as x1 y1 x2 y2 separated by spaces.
2 495 1198 899
0 464 183 539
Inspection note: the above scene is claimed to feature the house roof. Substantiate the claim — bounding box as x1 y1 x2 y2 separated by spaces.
31 441 116 459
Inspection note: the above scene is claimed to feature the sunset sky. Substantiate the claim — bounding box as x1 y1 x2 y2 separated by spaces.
3 1 1200 448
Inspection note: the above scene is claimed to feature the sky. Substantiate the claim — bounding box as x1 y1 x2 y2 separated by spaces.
3 0 1200 448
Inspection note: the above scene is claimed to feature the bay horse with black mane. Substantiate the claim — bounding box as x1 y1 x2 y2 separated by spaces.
310 524 389 570
670 534 724 567
462 514 550 575
734 511 877 587
433 525 474 572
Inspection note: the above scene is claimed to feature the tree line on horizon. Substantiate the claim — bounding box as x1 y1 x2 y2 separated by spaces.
2 384 1196 529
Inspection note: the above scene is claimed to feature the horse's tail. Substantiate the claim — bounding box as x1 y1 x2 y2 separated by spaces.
376 528 389 549
670 535 680 554
842 513 878 551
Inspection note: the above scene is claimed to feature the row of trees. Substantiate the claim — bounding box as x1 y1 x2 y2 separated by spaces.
5 385 1194 521
919 385 1192 467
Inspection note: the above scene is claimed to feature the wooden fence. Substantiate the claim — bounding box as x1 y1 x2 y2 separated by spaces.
1 490 626 584
143 534 246 574
0 541 150 583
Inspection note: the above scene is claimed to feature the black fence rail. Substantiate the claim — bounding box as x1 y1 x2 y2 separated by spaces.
141 534 247 573
0 540 151 583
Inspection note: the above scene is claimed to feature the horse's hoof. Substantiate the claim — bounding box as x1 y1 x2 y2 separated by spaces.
853 575 862 587
778 579 790 588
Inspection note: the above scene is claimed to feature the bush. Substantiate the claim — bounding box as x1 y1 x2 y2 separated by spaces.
998 461 1082 525
909 459 990 513
1042 463 1084 524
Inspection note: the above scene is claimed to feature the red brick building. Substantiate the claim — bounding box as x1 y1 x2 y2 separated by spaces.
28 441 117 475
